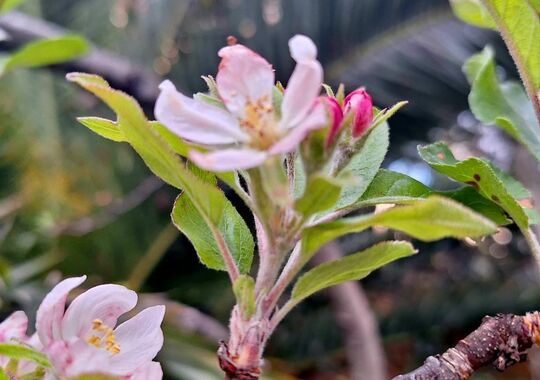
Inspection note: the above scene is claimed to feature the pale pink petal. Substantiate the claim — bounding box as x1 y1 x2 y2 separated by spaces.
61 284 137 340
270 101 328 154
288 35 317 63
216 44 274 117
155 80 247 145
189 148 268 171
108 306 165 374
280 36 323 128
0 311 28 342
36 276 86 346
129 361 163 380
46 339 110 377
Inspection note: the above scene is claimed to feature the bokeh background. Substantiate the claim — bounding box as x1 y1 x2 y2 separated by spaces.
1 0 540 379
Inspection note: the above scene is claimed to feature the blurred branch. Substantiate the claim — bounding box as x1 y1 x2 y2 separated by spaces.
393 312 540 380
52 176 163 236
0 11 160 105
127 223 178 291
138 293 228 343
314 242 387 380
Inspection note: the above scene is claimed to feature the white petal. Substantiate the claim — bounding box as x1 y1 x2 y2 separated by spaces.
280 61 322 128
61 284 137 340
46 339 110 377
189 148 268 171
155 80 247 145
129 362 163 380
0 311 28 342
216 44 274 117
36 276 86 346
289 35 317 62
108 306 165 374
270 101 328 154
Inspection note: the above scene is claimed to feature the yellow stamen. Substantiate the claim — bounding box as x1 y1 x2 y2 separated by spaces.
86 319 120 355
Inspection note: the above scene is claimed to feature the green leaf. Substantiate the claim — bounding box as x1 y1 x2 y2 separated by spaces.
291 241 416 304
356 169 509 225
449 0 496 28
464 47 540 162
68 73 253 274
171 194 254 273
233 275 256 319
294 175 342 216
333 121 389 209
481 0 540 91
301 196 497 263
67 72 225 225
77 117 125 142
369 101 408 131
418 142 539 230
0 343 50 368
0 36 88 76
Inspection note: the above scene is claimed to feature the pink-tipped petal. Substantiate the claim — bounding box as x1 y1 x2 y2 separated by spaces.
130 362 163 380
344 88 373 138
270 101 328 154
36 276 86 346
216 45 274 117
61 284 137 340
155 80 247 145
108 306 166 374
0 311 28 342
189 148 268 171
322 97 344 149
280 36 322 128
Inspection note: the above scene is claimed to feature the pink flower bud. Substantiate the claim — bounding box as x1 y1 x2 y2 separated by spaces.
320 96 344 149
344 88 373 138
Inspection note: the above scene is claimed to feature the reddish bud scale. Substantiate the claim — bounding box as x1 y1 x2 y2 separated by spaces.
344 88 373 138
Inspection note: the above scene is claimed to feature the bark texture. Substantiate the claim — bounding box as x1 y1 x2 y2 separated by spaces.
393 312 540 380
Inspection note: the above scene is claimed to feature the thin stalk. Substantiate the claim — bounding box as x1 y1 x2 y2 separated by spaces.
127 224 178 291
524 227 540 268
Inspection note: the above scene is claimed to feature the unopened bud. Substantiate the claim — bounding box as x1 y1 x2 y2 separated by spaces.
344 88 373 138
321 96 344 149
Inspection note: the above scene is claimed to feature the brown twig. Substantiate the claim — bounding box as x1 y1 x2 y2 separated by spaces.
393 312 540 380
52 176 163 236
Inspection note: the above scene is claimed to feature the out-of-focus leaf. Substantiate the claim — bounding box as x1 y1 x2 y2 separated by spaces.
333 121 389 209
449 0 496 28
233 275 256 319
0 36 88 76
0 344 50 368
0 0 28 13
355 169 509 225
77 117 125 142
294 175 341 216
290 241 416 305
301 196 496 265
171 194 254 274
481 0 540 92
464 47 540 162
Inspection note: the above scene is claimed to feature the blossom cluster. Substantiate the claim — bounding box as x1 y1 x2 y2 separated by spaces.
155 34 373 172
0 276 164 379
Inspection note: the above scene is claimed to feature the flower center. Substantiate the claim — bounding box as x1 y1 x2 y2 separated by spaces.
239 96 279 150
86 319 120 355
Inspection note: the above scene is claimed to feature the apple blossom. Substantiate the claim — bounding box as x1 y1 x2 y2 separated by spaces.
320 96 344 149
36 275 165 379
155 34 329 172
